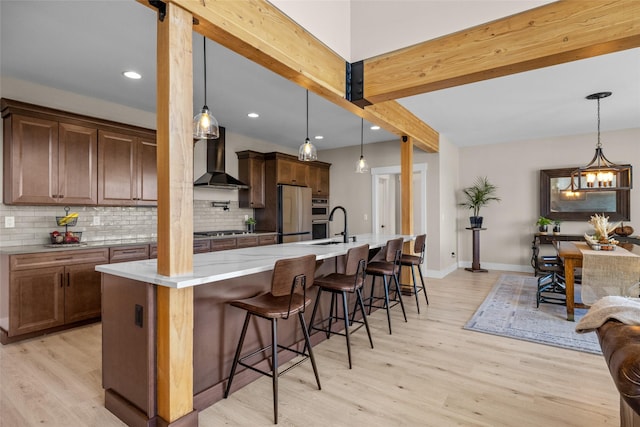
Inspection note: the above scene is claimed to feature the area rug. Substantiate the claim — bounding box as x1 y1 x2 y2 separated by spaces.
463 274 601 354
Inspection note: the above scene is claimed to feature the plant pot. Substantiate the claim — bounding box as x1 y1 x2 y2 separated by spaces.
247 223 255 233
469 216 483 228
553 225 561 235
538 225 548 234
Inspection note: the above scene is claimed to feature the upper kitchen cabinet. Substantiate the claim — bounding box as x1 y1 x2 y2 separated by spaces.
237 150 265 208
308 163 330 197
1 99 157 207
276 156 308 186
2 111 98 205
98 130 157 206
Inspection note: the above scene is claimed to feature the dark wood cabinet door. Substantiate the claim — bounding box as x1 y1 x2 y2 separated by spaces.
308 165 330 197
98 130 136 205
238 152 265 208
5 114 59 204
277 158 308 186
64 262 102 323
137 136 157 205
58 122 98 205
9 266 65 336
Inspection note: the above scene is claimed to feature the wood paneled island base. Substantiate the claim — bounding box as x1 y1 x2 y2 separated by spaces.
98 235 413 426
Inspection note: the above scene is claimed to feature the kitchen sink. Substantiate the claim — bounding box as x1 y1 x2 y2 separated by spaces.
309 240 341 245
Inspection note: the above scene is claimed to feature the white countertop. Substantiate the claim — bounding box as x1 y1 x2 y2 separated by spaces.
95 234 413 289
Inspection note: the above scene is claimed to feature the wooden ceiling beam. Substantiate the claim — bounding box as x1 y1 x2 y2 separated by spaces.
362 0 640 103
138 0 439 152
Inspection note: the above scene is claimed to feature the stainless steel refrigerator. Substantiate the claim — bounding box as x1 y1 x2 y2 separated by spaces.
277 185 312 243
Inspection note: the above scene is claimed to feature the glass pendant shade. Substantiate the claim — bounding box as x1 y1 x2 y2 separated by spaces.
193 105 219 139
355 118 369 173
298 90 318 161
299 137 318 161
193 36 220 140
570 92 632 191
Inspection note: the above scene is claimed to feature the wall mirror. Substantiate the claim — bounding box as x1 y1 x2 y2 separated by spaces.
540 167 630 221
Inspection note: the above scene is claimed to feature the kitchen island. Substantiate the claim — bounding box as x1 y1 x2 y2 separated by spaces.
97 234 413 426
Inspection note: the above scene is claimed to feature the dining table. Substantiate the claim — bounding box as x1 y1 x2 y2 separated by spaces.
556 241 585 321
556 240 640 321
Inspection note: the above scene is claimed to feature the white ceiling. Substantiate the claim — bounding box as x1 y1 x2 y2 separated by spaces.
1 1 638 151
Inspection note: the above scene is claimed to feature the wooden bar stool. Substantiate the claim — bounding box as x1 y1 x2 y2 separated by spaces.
308 244 374 369
399 234 429 313
365 237 408 334
224 254 321 424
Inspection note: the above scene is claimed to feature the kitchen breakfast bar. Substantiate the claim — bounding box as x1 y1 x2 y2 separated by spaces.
96 233 413 426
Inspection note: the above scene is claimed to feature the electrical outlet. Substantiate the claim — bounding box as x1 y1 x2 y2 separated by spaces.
244 214 249 221
364 214 368 221
92 216 101 226
5 216 15 228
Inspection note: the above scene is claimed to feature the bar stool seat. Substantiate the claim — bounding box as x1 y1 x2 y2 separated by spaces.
224 254 321 424
309 244 373 369
399 234 429 313
365 237 408 334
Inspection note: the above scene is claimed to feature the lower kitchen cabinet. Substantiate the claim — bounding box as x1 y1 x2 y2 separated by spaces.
1 248 108 343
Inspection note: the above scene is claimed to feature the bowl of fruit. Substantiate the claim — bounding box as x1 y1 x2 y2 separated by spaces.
50 230 82 245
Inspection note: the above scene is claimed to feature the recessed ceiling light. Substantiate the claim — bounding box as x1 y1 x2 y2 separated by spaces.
314 135 323 140
247 112 259 118
123 71 142 80
370 125 380 130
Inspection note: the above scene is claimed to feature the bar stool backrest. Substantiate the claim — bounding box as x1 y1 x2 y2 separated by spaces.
414 234 426 262
271 254 317 297
384 238 404 263
344 244 370 275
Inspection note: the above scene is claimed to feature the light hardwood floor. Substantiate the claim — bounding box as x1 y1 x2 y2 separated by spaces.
0 269 619 426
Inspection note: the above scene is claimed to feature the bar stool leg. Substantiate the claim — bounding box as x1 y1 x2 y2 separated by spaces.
417 264 429 304
341 291 352 369
391 272 408 322
356 288 374 349
327 292 336 339
298 312 321 390
382 275 393 334
410 265 421 314
224 312 252 398
368 276 376 315
272 318 278 424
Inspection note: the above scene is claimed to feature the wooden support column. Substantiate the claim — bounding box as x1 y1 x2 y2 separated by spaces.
156 3 195 425
400 136 414 290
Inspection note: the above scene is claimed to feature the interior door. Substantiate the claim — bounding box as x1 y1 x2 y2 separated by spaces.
376 175 395 235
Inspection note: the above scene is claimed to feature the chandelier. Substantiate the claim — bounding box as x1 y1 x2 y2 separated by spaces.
570 92 632 191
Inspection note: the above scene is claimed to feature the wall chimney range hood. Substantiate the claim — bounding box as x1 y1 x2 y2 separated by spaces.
194 127 249 190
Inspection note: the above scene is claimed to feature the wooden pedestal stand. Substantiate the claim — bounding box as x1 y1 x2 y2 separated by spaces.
465 227 488 273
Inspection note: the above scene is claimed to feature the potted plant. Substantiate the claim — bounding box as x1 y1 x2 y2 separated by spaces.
459 176 501 228
536 216 553 234
553 220 562 235
245 217 256 233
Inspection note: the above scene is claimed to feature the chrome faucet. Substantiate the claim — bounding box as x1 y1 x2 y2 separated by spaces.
329 206 349 243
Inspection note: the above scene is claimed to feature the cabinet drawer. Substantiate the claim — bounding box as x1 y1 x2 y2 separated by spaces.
10 249 109 271
149 244 158 259
109 245 150 263
210 238 237 252
193 240 211 253
258 235 277 246
236 236 259 248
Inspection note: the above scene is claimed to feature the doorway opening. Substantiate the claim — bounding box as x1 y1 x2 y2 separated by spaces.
371 164 427 236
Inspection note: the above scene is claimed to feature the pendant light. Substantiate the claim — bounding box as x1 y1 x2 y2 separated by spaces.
355 117 369 173
298 90 318 161
570 92 632 191
193 36 219 140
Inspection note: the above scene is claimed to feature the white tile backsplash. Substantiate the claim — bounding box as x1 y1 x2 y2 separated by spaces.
0 200 254 248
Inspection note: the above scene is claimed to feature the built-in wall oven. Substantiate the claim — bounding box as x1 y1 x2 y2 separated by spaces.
311 198 329 239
